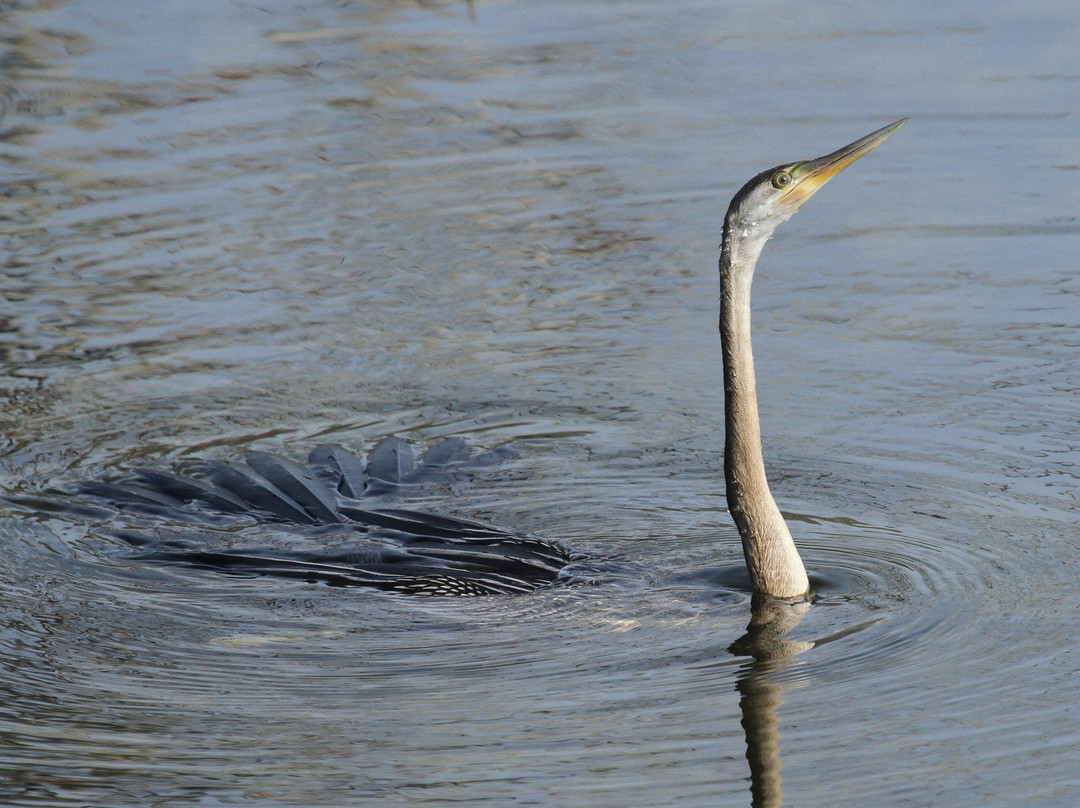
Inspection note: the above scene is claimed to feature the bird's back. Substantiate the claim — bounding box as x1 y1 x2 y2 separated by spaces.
72 438 572 596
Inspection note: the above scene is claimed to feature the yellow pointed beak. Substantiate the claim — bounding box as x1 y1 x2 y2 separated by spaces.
784 118 907 209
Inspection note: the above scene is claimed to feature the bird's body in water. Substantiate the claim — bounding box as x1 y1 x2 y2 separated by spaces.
71 438 573 596
61 120 905 600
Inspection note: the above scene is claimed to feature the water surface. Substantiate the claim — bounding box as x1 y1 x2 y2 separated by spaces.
2 1 1079 805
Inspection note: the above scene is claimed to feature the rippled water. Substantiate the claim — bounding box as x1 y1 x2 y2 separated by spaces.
3 1 1079 805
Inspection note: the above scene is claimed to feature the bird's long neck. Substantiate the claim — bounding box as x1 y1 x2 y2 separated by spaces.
720 223 810 599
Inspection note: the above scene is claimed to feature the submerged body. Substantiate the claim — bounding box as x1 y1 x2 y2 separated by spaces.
77 438 571 596
60 121 904 599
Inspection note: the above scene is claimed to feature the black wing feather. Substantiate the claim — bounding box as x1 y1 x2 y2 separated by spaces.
83 440 571 596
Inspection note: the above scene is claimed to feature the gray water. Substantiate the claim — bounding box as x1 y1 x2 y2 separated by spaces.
2 1 1079 805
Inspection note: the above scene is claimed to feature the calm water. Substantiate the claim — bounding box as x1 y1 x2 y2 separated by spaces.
2 1 1079 805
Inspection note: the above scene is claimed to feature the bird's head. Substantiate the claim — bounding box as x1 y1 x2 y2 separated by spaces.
723 118 906 249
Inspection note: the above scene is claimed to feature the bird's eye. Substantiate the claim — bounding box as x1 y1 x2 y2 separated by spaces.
772 171 792 189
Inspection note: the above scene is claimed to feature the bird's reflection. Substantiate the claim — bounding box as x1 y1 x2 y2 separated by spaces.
729 594 814 808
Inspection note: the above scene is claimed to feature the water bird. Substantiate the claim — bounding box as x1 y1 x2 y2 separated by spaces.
64 119 906 599
720 118 905 598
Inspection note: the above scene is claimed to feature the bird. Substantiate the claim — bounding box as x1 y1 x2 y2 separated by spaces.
61 119 905 599
719 118 905 598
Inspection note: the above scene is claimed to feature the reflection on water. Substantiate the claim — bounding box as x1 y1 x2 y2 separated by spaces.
731 597 814 808
3 0 1080 806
